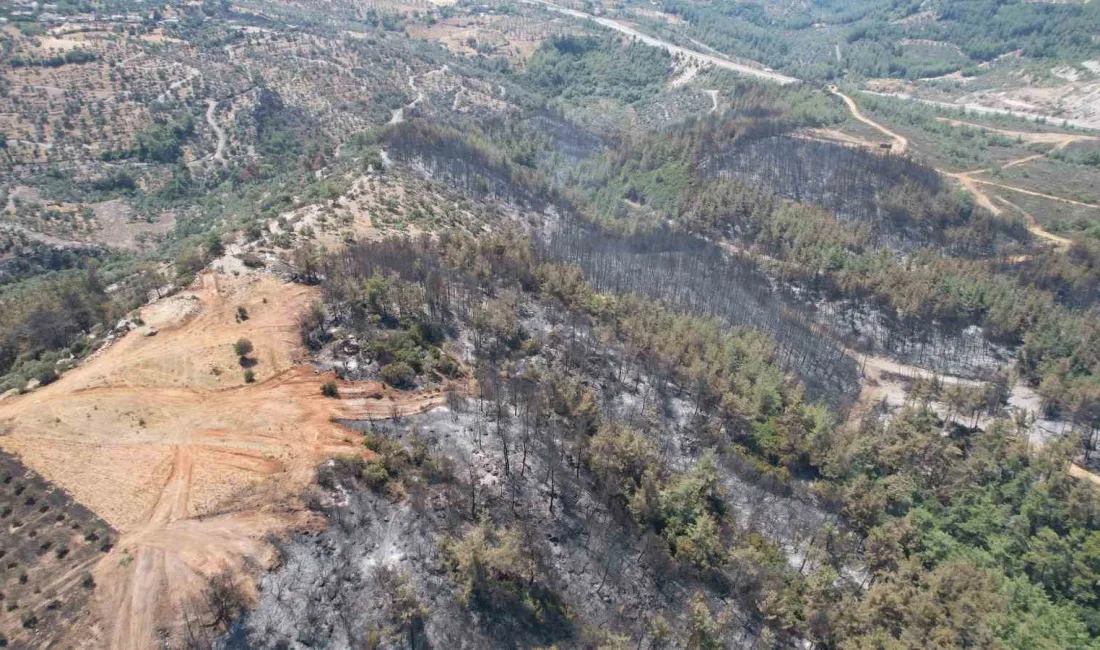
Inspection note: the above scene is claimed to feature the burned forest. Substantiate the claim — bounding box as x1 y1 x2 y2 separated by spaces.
1 1 1099 648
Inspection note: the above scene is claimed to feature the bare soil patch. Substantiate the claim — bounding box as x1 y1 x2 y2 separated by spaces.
0 272 452 648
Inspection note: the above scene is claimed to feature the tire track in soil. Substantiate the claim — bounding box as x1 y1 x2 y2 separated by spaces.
831 89 1083 250
0 271 459 648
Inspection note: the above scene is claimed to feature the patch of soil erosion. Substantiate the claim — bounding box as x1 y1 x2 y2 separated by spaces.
0 272 450 649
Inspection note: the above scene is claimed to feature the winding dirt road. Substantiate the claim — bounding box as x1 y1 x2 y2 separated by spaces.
833 90 1091 249
830 87 908 154
389 65 448 125
205 99 228 167
971 177 1100 211
940 158 1088 250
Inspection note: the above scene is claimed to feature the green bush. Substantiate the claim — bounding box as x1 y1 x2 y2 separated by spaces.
37 367 58 386
361 460 389 490
233 338 254 358
243 369 255 383
240 252 266 269
321 381 339 398
380 362 415 388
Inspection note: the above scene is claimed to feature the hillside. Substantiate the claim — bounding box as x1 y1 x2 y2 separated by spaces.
0 0 1099 648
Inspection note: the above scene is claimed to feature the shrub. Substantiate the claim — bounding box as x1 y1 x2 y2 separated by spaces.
380 362 415 388
317 456 366 489
205 233 225 258
299 302 326 350
431 354 460 378
240 252 265 268
235 306 249 321
321 381 339 398
362 460 389 490
233 338 254 358
243 369 256 383
37 367 58 386
445 526 571 636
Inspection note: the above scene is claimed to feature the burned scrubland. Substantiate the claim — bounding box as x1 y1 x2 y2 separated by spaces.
383 114 1008 382
243 234 855 648
4 3 1100 644
541 224 861 412
238 233 1100 649
702 130 1028 255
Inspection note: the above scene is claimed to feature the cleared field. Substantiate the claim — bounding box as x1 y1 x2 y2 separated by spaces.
0 271 454 648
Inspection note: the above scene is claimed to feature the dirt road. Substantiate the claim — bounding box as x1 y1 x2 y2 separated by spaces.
971 176 1100 211
205 99 228 166
390 65 448 125
524 0 799 85
705 89 719 114
831 90 1085 249
843 345 984 425
0 272 454 648
862 90 1100 131
812 94 1100 483
940 161 1090 250
830 87 908 154
846 348 1100 484
935 117 1100 150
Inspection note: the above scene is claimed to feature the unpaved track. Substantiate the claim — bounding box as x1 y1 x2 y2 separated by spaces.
846 349 1100 484
834 90 1082 248
525 0 799 85
818 96 1100 483
843 346 982 426
1069 463 1100 487
206 99 228 166
0 272 455 649
942 160 1093 251
996 196 1075 248
705 89 719 114
863 90 1100 131
390 65 447 125
830 87 908 153
935 117 1100 150
971 176 1100 211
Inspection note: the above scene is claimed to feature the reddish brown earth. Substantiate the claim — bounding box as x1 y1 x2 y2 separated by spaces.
0 271 452 648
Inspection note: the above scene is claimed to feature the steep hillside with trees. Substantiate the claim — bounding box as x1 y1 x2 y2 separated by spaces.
0 0 1098 647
